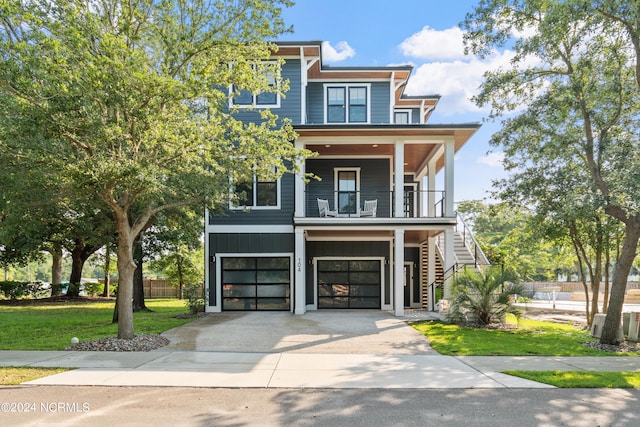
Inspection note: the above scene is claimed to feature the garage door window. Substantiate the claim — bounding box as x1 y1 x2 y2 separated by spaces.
317 260 381 308
222 257 290 311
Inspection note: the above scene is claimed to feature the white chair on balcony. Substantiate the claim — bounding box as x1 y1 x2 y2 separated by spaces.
317 198 338 217
360 199 377 217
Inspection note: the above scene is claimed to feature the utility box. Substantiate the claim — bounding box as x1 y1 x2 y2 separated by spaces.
591 313 624 341
627 312 640 342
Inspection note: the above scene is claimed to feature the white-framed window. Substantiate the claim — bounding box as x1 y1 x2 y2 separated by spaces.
334 167 361 214
394 110 412 124
231 167 281 210
324 84 370 124
230 62 281 108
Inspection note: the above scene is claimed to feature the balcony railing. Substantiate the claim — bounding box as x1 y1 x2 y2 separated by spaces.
303 190 448 218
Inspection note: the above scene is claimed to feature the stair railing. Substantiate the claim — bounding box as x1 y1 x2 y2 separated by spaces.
456 213 491 266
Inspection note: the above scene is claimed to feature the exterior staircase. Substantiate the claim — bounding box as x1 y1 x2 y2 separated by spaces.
421 214 490 309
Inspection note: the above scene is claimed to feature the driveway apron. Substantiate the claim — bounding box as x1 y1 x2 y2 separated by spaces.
160 310 436 354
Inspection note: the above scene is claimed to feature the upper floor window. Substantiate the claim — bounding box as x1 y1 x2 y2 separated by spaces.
230 62 280 108
231 167 280 210
334 167 361 214
325 84 370 124
394 110 412 124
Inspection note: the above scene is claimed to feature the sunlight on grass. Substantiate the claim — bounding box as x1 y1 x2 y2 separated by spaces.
0 298 196 350
504 371 640 388
0 367 70 385
410 314 634 356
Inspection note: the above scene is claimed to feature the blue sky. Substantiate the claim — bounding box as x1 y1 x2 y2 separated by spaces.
280 0 508 202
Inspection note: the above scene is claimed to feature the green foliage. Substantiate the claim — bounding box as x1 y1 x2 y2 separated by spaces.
0 0 308 339
183 283 205 314
503 371 640 388
0 281 30 300
411 316 625 356
82 282 103 297
462 0 640 344
0 299 194 350
0 281 49 300
446 267 523 326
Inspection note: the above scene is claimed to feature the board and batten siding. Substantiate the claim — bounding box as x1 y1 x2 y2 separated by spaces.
305 158 391 217
305 241 391 306
207 233 295 306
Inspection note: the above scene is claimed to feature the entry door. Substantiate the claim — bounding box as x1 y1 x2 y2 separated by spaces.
317 260 381 308
404 264 412 307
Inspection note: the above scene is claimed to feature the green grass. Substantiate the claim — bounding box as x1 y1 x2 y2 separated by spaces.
0 298 196 350
410 315 635 356
505 371 640 388
0 367 70 385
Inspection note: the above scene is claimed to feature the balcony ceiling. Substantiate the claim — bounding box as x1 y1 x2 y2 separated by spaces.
297 126 479 174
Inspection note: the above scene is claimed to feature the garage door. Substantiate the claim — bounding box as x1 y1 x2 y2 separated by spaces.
222 257 290 311
317 260 381 309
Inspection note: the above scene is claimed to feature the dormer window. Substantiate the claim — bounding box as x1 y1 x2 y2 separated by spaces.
325 84 370 124
230 62 280 108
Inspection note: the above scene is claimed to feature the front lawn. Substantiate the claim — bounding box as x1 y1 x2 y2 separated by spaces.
0 298 196 350
505 371 640 388
410 316 635 356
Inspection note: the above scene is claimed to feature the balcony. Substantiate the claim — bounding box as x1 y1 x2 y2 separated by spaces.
298 190 449 219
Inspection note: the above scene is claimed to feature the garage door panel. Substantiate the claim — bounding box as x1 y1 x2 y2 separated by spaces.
222 257 290 311
317 260 381 309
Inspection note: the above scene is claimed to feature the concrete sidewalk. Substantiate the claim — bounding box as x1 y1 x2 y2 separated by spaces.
4 350 640 389
4 310 640 389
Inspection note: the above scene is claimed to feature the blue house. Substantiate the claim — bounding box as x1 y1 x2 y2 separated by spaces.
205 41 486 316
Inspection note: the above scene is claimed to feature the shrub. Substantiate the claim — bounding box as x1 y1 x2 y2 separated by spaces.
446 267 523 326
83 282 103 296
0 281 30 300
183 283 205 314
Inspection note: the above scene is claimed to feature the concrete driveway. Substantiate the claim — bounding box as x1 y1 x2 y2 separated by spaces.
161 310 436 354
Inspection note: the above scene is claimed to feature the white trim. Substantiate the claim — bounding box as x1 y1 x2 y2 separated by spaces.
206 225 294 233
228 61 281 109
213 252 294 313
394 109 413 124
334 167 361 215
404 182 418 218
305 235 394 242
229 173 281 211
323 83 371 124
311 256 386 311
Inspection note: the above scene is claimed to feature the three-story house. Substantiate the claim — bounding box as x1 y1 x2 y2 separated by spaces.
206 41 483 316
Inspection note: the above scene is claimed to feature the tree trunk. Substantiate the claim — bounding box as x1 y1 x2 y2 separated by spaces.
50 244 63 296
600 221 640 344
116 216 137 340
67 246 84 297
103 245 111 298
132 234 149 312
67 239 101 297
603 247 611 313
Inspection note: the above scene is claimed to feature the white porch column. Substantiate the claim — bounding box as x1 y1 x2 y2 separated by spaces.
443 228 455 299
394 141 405 218
427 235 436 310
294 229 306 315
294 140 305 217
444 138 455 217
427 157 436 217
394 228 405 317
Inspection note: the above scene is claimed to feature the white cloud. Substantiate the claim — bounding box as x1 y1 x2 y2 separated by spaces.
400 26 466 60
477 152 505 167
322 41 356 63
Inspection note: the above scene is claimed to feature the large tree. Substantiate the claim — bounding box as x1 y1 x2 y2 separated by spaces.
0 0 308 339
463 0 640 344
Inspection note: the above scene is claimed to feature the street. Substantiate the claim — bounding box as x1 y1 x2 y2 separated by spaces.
1 386 638 426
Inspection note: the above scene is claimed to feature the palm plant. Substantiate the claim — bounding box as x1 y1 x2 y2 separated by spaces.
446 267 523 326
